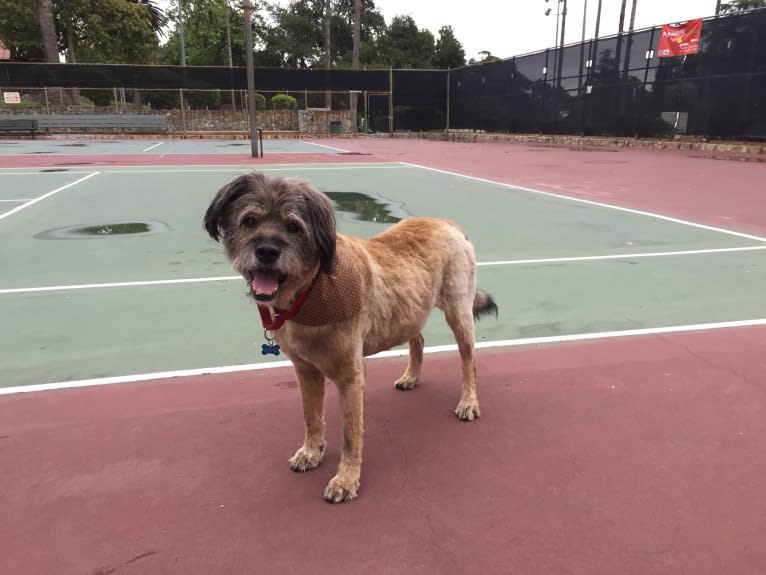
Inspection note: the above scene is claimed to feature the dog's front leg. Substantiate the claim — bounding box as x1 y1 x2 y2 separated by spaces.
324 362 364 503
289 360 326 472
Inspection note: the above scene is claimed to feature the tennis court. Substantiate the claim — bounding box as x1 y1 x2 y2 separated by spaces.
1 137 765 575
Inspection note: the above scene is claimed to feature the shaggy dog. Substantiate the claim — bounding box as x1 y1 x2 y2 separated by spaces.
204 172 497 502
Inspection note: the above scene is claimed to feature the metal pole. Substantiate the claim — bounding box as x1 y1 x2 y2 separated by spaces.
243 0 259 158
715 0 721 15
629 0 638 32
388 67 393 135
178 0 186 123
557 0 568 88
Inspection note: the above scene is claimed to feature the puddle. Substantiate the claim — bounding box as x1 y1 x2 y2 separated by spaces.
35 221 170 239
39 168 69 172
325 191 408 224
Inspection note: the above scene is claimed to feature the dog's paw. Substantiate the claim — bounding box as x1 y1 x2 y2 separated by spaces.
289 445 324 472
454 400 481 421
394 374 418 390
323 474 360 503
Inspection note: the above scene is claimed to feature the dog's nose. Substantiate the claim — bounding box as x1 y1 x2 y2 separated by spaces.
255 243 281 264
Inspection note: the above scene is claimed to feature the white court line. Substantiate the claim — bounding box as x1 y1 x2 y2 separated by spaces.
400 162 766 244
0 275 241 294
298 140 352 153
477 245 766 266
0 162 401 173
2 317 766 396
0 172 93 175
97 164 401 174
2 245 765 295
0 172 99 222
143 141 164 152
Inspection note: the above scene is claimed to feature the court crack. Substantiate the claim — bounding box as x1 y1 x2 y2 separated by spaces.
90 551 157 575
665 336 766 397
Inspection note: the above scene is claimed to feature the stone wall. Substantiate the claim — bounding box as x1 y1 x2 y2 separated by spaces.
389 130 766 154
298 110 354 134
1 107 354 134
166 109 299 132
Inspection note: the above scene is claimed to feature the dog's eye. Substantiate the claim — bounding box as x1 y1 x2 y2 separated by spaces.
242 217 257 229
286 222 301 234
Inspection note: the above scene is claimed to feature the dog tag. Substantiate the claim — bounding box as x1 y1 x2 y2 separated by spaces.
261 343 281 356
262 329 280 356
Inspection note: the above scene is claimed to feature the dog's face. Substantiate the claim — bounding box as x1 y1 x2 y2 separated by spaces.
204 172 336 308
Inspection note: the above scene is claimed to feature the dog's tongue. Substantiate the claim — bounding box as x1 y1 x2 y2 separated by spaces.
251 270 279 295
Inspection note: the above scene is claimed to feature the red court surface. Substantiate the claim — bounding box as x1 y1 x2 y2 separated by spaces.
2 328 765 575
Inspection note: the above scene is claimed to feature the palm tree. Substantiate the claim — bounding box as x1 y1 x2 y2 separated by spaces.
132 0 166 36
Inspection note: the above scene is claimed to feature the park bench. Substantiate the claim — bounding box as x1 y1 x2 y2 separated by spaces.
1 114 167 134
0 118 39 137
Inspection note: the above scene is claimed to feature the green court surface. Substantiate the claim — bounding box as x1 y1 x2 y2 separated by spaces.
1 163 765 388
0 138 344 156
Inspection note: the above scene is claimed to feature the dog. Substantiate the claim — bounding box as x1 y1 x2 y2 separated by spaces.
204 171 497 503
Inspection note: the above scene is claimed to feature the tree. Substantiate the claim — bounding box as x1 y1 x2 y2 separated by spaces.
376 15 435 68
332 0 386 66
433 25 465 69
468 50 500 65
0 1 44 61
720 0 766 11
162 0 246 67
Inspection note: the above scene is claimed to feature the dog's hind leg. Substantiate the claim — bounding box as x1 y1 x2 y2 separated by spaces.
444 306 481 421
394 332 424 390
289 360 327 472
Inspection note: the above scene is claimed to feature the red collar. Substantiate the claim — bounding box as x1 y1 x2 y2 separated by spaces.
257 275 318 331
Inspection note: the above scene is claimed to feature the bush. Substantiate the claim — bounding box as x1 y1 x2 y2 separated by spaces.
271 94 298 110
254 93 266 110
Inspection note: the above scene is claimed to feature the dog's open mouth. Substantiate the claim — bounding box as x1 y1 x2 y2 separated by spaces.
249 270 288 301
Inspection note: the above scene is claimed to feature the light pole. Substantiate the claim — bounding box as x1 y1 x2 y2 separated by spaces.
544 0 562 82
544 0 567 87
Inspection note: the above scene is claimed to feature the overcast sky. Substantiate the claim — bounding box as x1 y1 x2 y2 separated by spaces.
158 1 720 61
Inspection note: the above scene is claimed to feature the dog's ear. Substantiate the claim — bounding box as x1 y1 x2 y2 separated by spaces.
304 189 337 275
204 173 261 242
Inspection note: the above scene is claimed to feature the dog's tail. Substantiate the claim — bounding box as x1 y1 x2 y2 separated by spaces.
473 290 498 321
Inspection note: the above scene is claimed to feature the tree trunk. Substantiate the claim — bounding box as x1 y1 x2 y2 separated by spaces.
65 24 81 106
37 0 58 62
133 90 143 112
351 0 361 132
324 0 331 109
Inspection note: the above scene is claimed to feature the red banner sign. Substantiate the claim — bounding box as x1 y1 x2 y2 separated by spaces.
657 18 703 58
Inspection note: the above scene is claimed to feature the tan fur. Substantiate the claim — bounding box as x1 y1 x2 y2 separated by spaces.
204 173 496 503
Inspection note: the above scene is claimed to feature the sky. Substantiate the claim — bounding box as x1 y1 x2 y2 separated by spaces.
156 0 720 61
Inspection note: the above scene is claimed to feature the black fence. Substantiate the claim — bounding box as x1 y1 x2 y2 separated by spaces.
449 9 766 140
1 9 764 139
